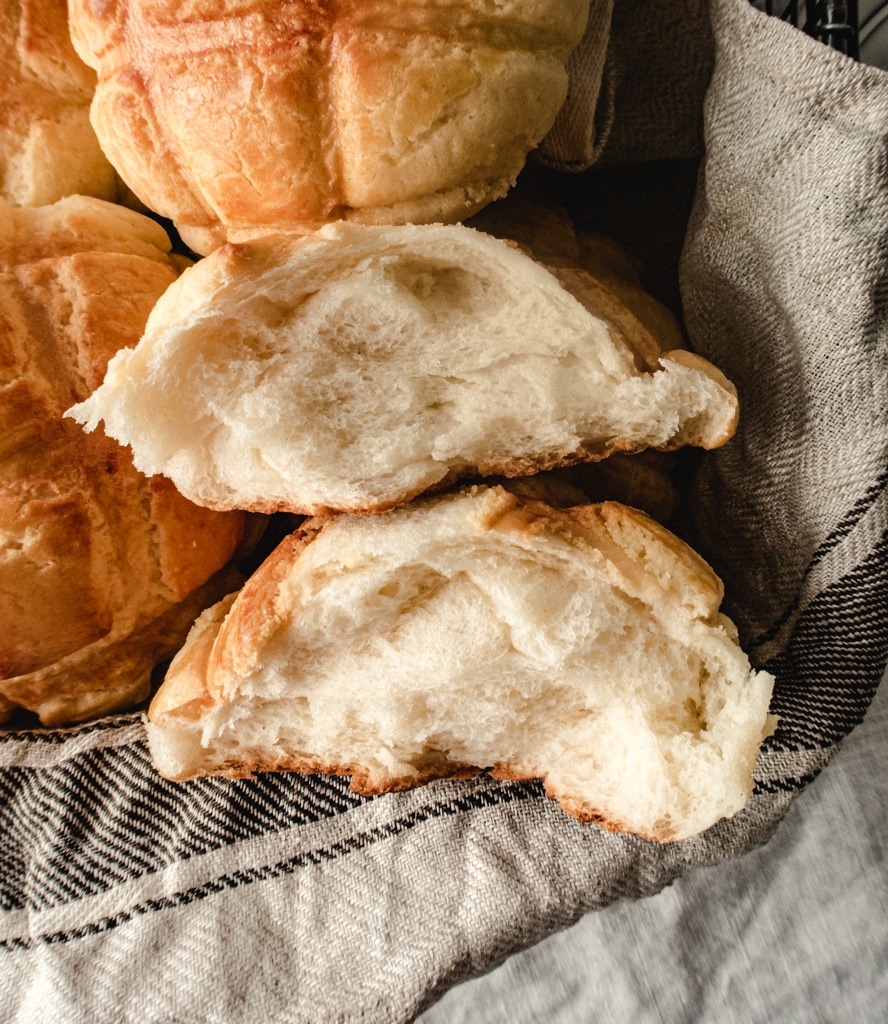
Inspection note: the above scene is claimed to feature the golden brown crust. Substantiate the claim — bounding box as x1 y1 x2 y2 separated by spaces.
149 518 320 722
0 194 180 268
208 535 303 695
69 0 590 253
3 561 247 727
0 0 122 206
0 198 247 725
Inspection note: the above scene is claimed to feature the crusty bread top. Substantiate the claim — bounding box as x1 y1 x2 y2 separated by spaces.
69 221 739 517
1 196 247 726
147 485 775 843
0 193 178 267
68 0 590 254
0 0 122 206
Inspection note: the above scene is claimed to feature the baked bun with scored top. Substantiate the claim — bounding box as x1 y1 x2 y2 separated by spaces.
0 0 122 206
67 0 591 255
0 195 250 726
69 221 739 517
146 484 776 843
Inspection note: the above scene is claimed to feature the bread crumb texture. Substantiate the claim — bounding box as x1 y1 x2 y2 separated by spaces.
148 486 775 843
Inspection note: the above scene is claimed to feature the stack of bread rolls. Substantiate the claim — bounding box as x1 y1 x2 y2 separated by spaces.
4 1 775 841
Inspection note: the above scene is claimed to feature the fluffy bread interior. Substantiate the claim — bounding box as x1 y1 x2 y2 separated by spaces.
70 222 739 515
147 486 775 843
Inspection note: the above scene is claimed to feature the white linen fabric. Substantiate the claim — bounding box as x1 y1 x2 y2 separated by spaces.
1 2 886 1022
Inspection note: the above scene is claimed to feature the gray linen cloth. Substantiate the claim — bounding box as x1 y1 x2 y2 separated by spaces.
418 662 888 1024
1 2 886 1022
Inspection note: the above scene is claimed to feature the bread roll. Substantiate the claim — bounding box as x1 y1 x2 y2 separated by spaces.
67 0 590 255
147 485 775 843
0 196 248 726
0 0 122 206
468 191 688 352
69 222 739 517
501 452 684 527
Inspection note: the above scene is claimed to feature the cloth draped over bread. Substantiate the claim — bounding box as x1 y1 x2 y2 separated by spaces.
1 3 887 1023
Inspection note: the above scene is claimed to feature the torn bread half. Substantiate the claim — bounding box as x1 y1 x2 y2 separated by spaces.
69 222 739 517
147 485 775 843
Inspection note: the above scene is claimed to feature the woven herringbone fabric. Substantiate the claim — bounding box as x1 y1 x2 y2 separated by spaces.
681 2 888 747
539 0 715 169
1 2 886 1022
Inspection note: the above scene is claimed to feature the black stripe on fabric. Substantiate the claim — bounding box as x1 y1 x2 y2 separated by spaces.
2 495 884 928
751 471 888 651
0 780 541 952
807 465 888 566
750 592 802 654
763 528 888 750
753 771 821 796
0 741 367 913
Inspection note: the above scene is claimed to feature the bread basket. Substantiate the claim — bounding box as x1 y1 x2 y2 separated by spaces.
1 2 886 1021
